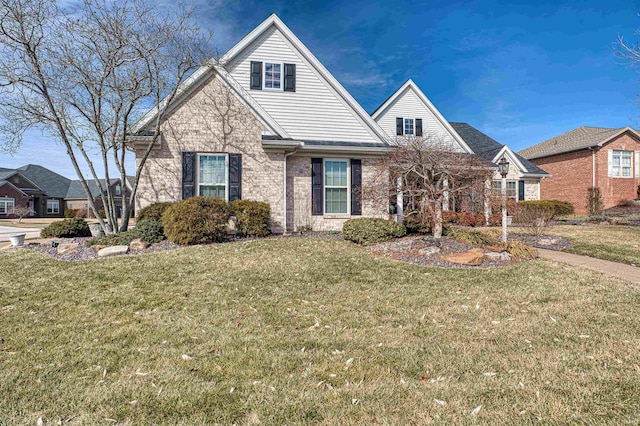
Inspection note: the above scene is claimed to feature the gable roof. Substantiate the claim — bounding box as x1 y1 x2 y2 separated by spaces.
15 165 71 197
133 14 389 145
0 180 29 197
519 126 640 160
370 79 472 153
450 123 549 177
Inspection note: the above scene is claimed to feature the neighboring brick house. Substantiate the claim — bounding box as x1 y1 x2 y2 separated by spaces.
0 164 131 218
519 126 640 214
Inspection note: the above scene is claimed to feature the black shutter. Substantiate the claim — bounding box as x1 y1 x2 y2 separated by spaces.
396 118 403 135
284 63 296 92
229 154 242 201
518 180 525 201
182 152 196 199
415 119 423 137
351 159 362 215
250 61 262 90
311 158 323 216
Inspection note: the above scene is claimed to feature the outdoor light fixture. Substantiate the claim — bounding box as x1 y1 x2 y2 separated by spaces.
498 156 510 178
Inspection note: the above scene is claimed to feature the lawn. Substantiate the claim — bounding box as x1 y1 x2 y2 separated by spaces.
1 238 640 424
545 225 640 266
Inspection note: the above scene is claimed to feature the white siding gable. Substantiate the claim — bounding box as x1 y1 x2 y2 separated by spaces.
373 81 471 153
226 26 379 143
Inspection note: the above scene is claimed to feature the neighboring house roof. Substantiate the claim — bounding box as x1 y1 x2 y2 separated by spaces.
65 178 121 199
518 126 640 160
450 123 549 177
15 164 70 197
0 180 29 197
132 13 389 146
371 79 473 154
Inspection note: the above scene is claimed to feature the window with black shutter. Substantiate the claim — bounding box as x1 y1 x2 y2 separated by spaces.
284 63 296 92
396 117 403 135
351 159 362 215
250 61 262 90
311 158 323 215
181 151 196 199
416 119 423 137
229 154 242 201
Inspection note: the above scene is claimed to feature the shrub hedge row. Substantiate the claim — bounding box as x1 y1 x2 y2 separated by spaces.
342 218 406 246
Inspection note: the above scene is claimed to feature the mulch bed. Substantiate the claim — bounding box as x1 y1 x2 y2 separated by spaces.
603 203 640 216
368 235 515 269
24 237 178 262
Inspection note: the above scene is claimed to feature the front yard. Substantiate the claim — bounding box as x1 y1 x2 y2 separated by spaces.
1 238 639 424
545 225 640 266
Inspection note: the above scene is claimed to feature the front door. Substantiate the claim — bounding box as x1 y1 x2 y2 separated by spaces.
28 200 35 216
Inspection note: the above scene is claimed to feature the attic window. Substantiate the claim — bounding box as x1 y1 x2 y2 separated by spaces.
404 118 414 136
264 63 282 89
115 185 121 196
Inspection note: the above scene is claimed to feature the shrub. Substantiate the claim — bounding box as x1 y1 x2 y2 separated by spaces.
404 212 432 234
162 196 231 245
343 218 406 246
64 208 77 218
229 200 271 237
586 187 604 216
74 208 88 218
132 219 165 243
504 240 538 260
518 200 574 218
448 228 494 246
86 231 137 247
98 209 106 218
137 202 174 223
41 218 91 238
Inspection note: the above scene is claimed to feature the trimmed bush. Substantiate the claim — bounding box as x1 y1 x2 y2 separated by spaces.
87 231 137 247
162 197 231 245
136 202 174 224
448 228 494 246
518 200 574 218
403 213 432 235
64 209 77 218
229 200 271 237
41 218 91 238
132 219 165 243
343 218 406 246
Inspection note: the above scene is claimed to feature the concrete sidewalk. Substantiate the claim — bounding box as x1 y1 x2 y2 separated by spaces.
0 225 42 242
537 248 640 284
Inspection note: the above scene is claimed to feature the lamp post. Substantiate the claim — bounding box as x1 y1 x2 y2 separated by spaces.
497 156 510 243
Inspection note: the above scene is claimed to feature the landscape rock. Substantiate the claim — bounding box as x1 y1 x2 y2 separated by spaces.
485 251 511 261
97 245 129 257
440 248 485 266
129 238 150 251
537 238 559 246
418 246 441 256
57 242 79 255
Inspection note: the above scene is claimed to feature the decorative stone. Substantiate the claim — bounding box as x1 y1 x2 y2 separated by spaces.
57 242 79 255
440 248 485 266
97 245 129 257
90 244 107 252
129 238 150 251
485 251 511 261
537 238 559 246
418 246 441 256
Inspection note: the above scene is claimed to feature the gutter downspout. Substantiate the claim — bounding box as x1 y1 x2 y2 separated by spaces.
589 147 596 187
283 147 300 234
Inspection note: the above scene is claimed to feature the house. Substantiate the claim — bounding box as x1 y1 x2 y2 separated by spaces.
0 164 130 218
371 80 549 209
130 14 391 233
519 126 640 214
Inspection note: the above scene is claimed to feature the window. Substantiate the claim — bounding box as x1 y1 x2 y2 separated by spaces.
0 198 15 215
198 154 228 200
492 180 517 201
115 185 121 196
264 62 282 89
324 160 349 214
46 199 60 214
611 150 633 177
404 118 414 136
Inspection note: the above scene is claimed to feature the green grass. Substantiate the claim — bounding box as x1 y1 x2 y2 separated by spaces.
545 225 640 266
1 238 640 424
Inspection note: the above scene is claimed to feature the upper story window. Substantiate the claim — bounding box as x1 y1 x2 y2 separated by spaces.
404 118 414 136
115 185 121 196
250 61 296 92
264 63 282 89
610 150 633 177
396 117 423 136
198 154 228 201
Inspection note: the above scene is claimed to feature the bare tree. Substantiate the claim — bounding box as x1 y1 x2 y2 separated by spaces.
0 0 211 232
12 205 32 223
374 136 492 239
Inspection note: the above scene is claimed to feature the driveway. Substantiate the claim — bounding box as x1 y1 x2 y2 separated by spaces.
0 225 42 241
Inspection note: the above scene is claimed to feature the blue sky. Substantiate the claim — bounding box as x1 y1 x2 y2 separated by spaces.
3 0 640 178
